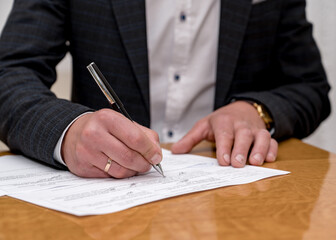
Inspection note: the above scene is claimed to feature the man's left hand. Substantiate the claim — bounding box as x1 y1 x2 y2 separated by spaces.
171 101 278 167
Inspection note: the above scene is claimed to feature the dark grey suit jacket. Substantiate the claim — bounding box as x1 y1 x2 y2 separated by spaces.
0 0 330 169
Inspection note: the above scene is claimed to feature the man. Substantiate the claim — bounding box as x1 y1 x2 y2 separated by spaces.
0 0 330 178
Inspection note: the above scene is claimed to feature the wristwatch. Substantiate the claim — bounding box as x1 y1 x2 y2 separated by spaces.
250 102 274 131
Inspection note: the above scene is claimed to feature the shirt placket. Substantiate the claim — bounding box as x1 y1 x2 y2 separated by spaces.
164 0 192 140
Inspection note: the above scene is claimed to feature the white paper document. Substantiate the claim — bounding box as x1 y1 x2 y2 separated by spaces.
0 150 289 216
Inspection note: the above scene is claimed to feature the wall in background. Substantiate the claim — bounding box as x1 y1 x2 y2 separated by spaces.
0 1 335 153
0 1 13 151
304 0 336 153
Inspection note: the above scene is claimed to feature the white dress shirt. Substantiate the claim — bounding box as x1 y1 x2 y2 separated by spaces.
146 0 220 143
54 0 220 163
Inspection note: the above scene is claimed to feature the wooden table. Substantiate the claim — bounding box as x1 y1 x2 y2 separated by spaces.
1 139 336 240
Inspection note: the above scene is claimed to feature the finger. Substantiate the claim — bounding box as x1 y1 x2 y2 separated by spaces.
171 119 210 154
93 132 152 173
215 131 234 166
231 127 254 168
73 163 111 178
82 143 140 178
248 129 271 166
67 144 111 178
265 138 278 162
137 123 161 148
97 109 162 165
210 117 235 166
103 158 137 179
62 110 147 178
90 149 139 178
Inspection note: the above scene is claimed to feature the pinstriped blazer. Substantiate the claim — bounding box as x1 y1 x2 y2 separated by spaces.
0 0 330 168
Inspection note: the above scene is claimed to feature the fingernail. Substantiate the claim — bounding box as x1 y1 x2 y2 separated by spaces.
150 153 162 165
223 154 230 164
253 153 263 165
235 154 245 165
267 152 276 161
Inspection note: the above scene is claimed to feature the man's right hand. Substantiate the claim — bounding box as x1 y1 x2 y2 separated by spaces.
61 109 162 178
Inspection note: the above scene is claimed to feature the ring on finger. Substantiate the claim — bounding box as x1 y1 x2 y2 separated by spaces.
104 158 113 173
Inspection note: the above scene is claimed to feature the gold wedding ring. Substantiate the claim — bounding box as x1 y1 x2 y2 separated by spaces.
104 158 113 173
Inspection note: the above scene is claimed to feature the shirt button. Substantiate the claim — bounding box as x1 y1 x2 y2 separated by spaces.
168 130 174 138
174 74 180 82
180 12 186 22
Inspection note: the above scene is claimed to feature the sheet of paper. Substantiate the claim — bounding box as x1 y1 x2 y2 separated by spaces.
0 155 95 194
0 150 289 216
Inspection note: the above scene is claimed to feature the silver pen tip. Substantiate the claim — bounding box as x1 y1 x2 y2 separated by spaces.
153 164 165 177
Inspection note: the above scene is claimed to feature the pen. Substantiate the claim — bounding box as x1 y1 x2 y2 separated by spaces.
87 62 165 177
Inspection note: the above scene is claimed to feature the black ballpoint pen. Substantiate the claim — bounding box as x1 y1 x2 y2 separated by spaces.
87 62 165 177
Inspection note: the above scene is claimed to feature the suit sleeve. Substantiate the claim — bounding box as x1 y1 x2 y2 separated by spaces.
232 0 331 140
0 0 91 168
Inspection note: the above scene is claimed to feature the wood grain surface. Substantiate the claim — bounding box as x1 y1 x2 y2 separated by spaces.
1 139 336 240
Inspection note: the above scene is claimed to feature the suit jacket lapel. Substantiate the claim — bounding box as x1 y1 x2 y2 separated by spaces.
110 0 252 112
215 0 252 109
110 0 150 113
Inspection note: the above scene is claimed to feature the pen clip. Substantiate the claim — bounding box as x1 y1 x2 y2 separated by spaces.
87 63 116 105
87 62 133 121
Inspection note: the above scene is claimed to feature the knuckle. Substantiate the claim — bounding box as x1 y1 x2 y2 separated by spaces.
150 130 160 142
258 129 271 138
143 145 154 157
141 145 157 163
239 128 253 137
81 123 99 142
218 114 232 125
95 109 112 122
94 109 119 127
221 131 234 140
128 131 143 145
120 150 136 166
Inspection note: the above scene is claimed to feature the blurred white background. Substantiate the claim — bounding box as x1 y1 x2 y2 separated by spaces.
0 1 335 153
